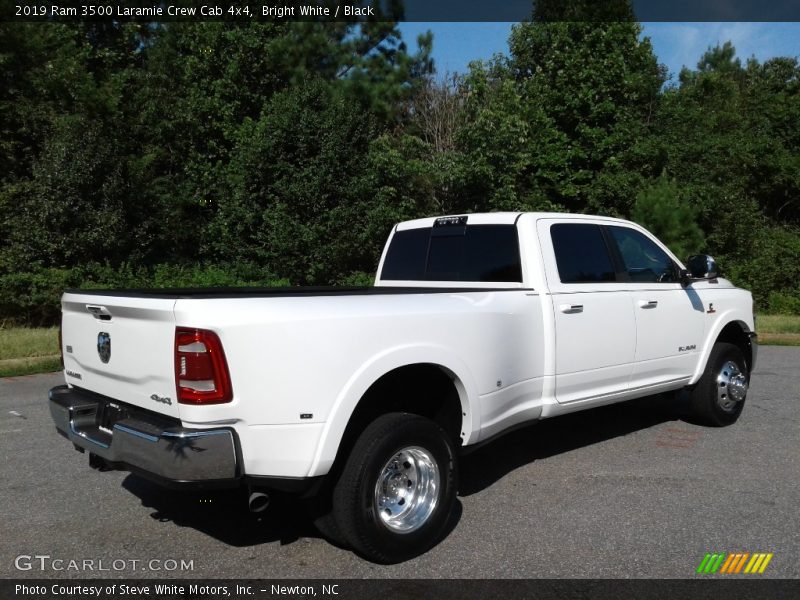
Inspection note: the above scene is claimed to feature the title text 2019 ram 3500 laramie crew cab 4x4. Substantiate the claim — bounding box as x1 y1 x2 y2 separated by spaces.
49 212 757 563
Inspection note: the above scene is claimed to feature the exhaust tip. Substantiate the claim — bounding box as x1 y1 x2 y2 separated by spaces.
248 491 270 513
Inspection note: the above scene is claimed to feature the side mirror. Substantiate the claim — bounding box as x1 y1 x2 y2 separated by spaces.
686 254 718 279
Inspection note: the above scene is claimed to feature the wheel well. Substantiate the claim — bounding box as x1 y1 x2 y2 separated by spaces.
716 321 753 372
331 364 464 476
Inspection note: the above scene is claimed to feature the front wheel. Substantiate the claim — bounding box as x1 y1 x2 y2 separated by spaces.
331 413 458 563
688 342 750 426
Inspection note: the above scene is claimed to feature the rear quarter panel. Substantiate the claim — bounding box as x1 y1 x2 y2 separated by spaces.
174 290 546 476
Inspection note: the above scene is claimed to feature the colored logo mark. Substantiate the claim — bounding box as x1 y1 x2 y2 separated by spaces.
696 552 774 574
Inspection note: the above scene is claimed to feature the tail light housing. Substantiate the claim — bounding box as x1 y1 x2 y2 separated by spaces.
174 328 233 404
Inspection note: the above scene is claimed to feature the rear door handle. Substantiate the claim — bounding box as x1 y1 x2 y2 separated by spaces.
638 300 658 309
559 304 584 314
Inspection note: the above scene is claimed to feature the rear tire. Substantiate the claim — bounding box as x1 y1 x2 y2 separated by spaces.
688 342 749 426
331 412 458 563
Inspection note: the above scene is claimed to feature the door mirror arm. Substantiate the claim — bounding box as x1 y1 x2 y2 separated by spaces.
680 269 692 287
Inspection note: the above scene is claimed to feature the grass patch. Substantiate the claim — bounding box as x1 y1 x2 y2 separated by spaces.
0 327 60 377
0 326 59 360
757 314 800 346
758 334 800 346
0 355 61 378
757 314 800 335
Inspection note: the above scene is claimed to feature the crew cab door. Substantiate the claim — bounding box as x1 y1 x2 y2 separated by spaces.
538 220 636 404
604 225 705 387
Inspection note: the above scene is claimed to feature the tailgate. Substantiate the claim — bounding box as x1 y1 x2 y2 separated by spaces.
61 292 180 418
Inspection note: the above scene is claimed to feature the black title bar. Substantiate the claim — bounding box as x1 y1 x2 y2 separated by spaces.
4 579 800 600
4 0 800 22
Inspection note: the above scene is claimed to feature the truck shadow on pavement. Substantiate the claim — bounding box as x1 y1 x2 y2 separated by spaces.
122 473 465 552
121 392 687 548
121 475 321 547
458 391 691 496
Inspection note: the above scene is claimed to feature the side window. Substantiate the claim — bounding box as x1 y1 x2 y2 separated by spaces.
608 226 679 283
550 223 616 283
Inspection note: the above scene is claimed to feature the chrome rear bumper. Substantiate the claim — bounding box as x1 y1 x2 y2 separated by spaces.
49 385 239 486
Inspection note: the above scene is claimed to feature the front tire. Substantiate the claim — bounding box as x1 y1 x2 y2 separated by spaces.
688 342 749 426
331 413 458 563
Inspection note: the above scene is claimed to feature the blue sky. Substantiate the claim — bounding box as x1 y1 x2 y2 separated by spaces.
398 22 800 83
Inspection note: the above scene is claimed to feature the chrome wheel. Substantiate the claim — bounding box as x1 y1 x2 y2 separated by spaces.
374 446 440 533
716 360 748 412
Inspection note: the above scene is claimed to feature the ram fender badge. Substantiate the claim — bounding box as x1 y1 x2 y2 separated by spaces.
97 332 111 363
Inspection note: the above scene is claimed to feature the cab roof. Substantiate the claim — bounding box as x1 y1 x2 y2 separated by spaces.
395 212 635 231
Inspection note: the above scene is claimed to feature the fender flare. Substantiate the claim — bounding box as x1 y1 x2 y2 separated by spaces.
305 344 479 477
690 309 754 385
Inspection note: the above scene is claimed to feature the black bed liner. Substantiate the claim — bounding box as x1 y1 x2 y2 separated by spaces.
64 286 531 299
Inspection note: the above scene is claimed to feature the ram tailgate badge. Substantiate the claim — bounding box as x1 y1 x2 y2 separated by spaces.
97 332 111 364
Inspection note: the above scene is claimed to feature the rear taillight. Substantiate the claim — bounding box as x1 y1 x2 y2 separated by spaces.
174 328 233 405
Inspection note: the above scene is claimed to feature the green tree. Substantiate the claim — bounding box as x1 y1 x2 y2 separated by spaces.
128 21 432 264
457 63 565 212
3 10 800 322
207 79 380 284
506 1 665 214
631 173 704 260
0 115 128 270
643 42 800 306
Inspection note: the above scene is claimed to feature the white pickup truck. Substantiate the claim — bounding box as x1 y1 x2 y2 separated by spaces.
49 212 757 563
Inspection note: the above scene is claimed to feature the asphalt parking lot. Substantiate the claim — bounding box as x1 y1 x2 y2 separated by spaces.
1 346 797 579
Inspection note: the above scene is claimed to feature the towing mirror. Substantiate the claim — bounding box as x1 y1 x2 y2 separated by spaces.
687 254 718 279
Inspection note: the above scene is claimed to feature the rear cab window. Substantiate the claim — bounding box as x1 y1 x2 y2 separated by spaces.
381 222 522 283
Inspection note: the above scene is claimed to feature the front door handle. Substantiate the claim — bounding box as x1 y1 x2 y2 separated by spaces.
559 304 584 314
638 300 658 309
